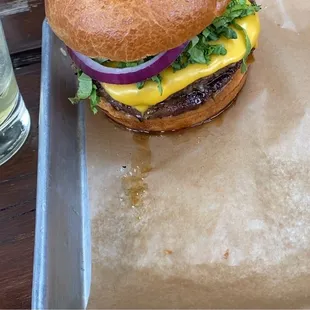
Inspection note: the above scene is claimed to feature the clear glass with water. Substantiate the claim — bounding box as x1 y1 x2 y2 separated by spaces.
0 21 31 165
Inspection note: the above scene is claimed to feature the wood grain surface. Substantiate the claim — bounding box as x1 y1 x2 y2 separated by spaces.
0 0 44 307
1 0 45 53
0 63 41 309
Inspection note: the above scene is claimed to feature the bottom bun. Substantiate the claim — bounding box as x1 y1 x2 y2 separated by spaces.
98 68 248 133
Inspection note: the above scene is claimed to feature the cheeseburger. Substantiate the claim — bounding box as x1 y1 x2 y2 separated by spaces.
46 0 261 132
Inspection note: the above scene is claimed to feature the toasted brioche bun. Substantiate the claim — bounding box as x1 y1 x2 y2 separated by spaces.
45 0 230 61
98 68 248 132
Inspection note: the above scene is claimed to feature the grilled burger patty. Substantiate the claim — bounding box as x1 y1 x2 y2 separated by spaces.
96 58 244 121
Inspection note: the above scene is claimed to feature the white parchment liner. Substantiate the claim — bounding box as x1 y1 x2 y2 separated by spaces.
86 1 310 307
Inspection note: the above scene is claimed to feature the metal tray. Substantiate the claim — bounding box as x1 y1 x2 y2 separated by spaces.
32 20 91 309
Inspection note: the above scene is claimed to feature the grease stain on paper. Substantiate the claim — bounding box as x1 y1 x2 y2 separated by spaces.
164 249 173 255
121 134 152 210
223 249 230 259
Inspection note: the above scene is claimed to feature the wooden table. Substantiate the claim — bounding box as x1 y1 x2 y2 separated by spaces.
0 1 45 308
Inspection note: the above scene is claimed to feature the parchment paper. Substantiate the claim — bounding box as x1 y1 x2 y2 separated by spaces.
86 1 310 308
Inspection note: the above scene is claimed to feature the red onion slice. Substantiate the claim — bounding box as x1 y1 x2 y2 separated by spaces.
67 42 188 85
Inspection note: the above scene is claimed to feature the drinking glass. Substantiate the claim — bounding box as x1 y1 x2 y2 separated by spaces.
0 21 31 165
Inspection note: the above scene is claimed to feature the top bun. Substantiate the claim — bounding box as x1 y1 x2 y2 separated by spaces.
45 0 230 61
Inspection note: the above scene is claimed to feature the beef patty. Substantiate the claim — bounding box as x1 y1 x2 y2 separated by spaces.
95 58 244 120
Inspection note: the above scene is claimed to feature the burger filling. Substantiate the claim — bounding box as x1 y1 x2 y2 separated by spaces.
70 0 261 118
95 59 247 120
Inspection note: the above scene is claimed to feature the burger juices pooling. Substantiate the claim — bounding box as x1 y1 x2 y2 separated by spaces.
46 0 261 132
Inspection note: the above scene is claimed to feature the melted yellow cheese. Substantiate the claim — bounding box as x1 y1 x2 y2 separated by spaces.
102 13 260 113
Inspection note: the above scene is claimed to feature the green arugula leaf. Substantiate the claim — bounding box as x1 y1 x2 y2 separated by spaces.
69 72 92 103
213 16 230 29
222 27 238 39
68 97 80 104
69 73 99 114
171 60 182 72
89 85 100 114
202 27 219 41
210 44 227 56
232 22 252 73
151 75 163 95
189 36 200 51
77 73 93 99
136 81 146 89
189 46 209 64
171 54 190 72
